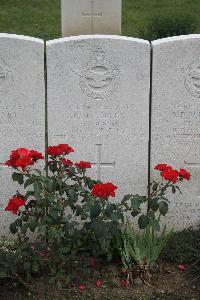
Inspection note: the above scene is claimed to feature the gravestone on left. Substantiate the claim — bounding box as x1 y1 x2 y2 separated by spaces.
0 34 45 236
47 35 150 202
61 0 122 36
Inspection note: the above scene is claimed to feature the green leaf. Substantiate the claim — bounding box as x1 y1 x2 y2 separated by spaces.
147 210 155 219
15 218 22 227
49 208 58 219
24 177 35 189
105 204 114 217
38 224 46 234
33 181 43 201
67 188 76 198
149 218 160 231
149 197 159 212
12 172 24 185
175 185 182 194
152 182 159 191
81 212 89 220
159 201 168 216
10 222 17 234
48 163 57 173
138 215 149 229
68 166 76 176
111 212 123 222
131 210 140 217
21 224 28 234
29 217 38 232
131 197 142 211
75 205 82 216
90 202 101 219
121 194 133 204
33 181 42 194
46 179 57 193
172 185 176 194
34 169 42 175
84 177 96 189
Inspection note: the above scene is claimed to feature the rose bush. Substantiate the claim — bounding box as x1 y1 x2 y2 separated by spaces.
3 145 191 286
3 144 125 282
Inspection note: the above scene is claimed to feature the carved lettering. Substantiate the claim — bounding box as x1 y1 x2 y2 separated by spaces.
0 58 13 95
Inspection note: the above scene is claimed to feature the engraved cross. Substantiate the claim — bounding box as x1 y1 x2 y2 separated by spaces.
91 144 115 180
184 161 200 168
82 1 103 34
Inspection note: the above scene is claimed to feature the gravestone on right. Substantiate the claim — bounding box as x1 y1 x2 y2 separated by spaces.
151 35 200 230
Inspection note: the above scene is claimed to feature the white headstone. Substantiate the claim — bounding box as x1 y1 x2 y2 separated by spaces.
0 34 45 236
151 35 200 230
47 35 150 201
61 0 122 36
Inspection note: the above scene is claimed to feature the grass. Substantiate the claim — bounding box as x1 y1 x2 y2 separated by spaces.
0 0 200 40
122 0 200 38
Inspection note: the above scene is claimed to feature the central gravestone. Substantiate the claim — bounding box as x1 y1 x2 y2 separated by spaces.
47 35 150 200
151 35 200 230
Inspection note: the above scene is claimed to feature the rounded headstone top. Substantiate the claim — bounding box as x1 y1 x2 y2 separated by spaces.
152 34 200 45
47 34 150 46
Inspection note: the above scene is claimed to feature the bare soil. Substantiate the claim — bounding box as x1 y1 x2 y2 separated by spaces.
0 261 199 300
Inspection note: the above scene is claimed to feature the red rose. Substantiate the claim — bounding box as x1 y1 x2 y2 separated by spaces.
5 196 25 214
6 156 34 171
178 264 185 272
79 284 86 292
10 148 31 158
39 251 46 258
58 144 74 155
15 156 34 170
120 279 129 287
154 164 168 171
75 161 91 169
179 168 190 181
61 158 73 167
29 150 44 161
95 279 102 288
5 158 18 168
161 167 179 184
46 144 74 156
5 147 43 171
91 182 118 199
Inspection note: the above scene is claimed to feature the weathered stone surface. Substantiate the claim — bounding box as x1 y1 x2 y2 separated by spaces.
0 34 45 236
61 0 121 36
151 35 200 230
47 35 150 202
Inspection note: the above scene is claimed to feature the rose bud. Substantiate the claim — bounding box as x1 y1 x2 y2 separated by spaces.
95 279 103 288
178 264 185 272
120 279 129 287
79 284 86 292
